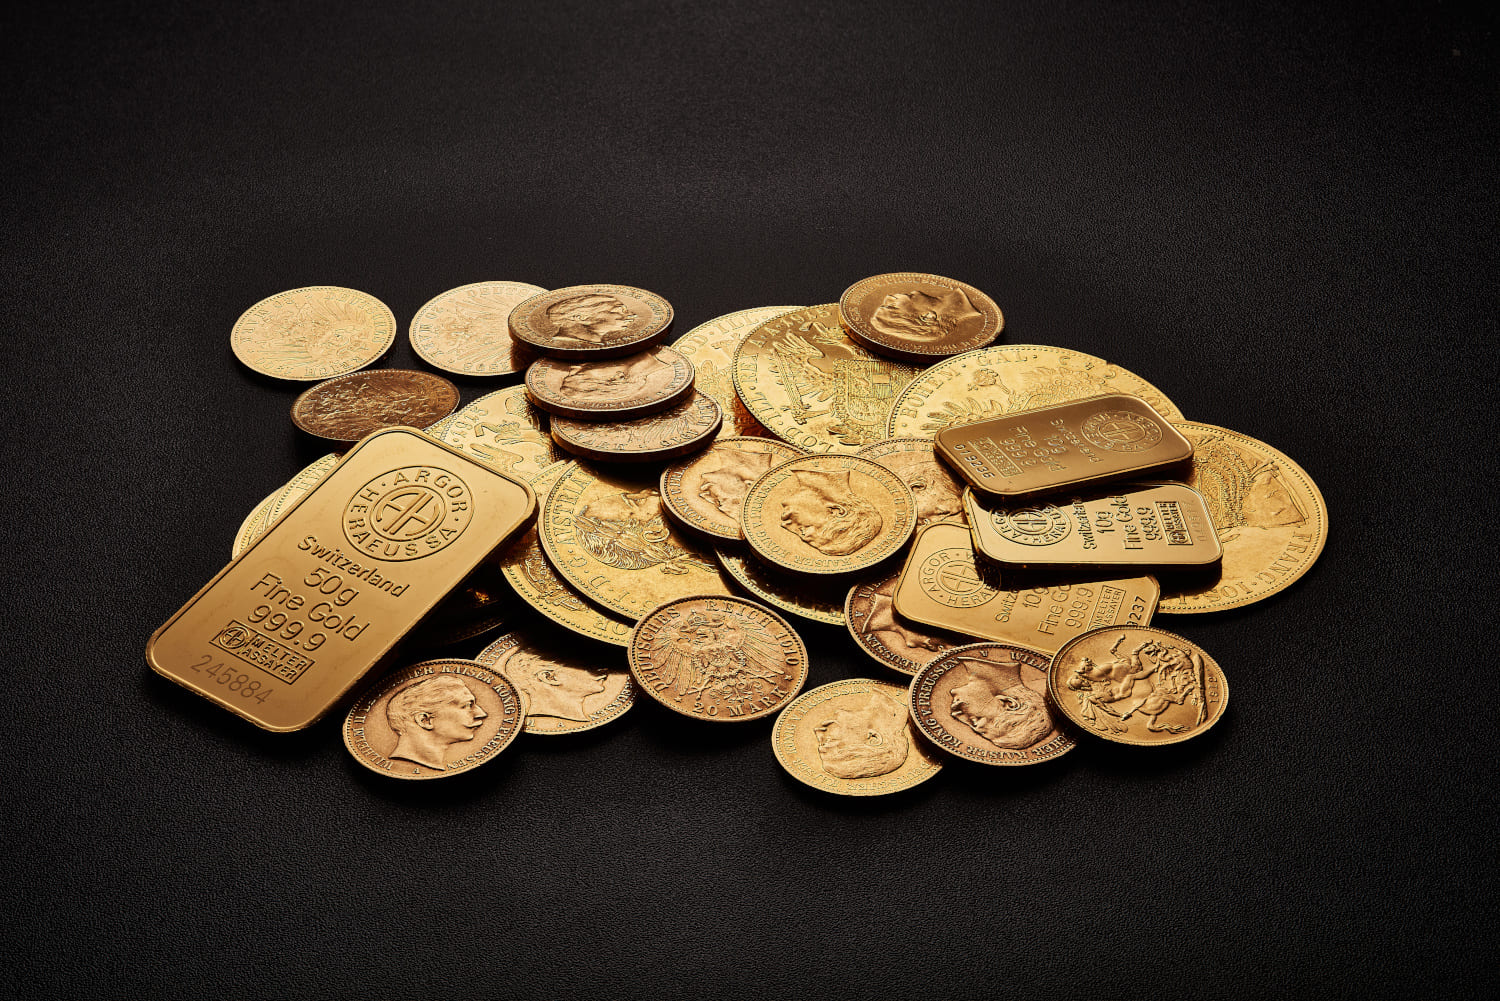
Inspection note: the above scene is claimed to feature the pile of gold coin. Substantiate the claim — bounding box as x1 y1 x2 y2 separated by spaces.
147 274 1327 792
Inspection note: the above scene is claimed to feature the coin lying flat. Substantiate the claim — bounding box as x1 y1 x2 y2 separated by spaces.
845 569 964 676
525 346 695 420
231 286 396 381
540 462 733 620
342 659 526 778
476 630 635 735
409 280 548 376
426 384 564 484
716 548 845 625
773 679 943 795
1156 422 1328 614
629 595 808 722
290 369 460 444
661 437 805 541
856 437 967 528
910 642 1076 765
885 344 1185 438
1047 626 1228 746
551 392 722 463
231 454 340 558
672 306 801 437
740 454 917 575
497 462 635 646
733 304 922 452
839 273 1002 361
509 284 673 359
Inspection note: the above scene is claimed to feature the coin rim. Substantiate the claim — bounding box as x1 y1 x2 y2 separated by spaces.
524 345 696 420
289 369 460 443
508 284 674 359
838 272 1003 360
843 573 965 676
772 678 944 795
716 546 846 625
550 392 723 463
660 436 806 541
230 285 397 381
408 279 548 376
475 631 636 735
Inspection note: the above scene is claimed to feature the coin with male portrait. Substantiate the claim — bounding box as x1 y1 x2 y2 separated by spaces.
773 679 943 795
661 437 805 541
525 346 695 419
476 631 634 735
909 642 1076 765
839 272 1002 361
509 284 673 359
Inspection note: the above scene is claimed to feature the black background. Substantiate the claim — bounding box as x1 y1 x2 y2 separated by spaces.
2 2 1495 997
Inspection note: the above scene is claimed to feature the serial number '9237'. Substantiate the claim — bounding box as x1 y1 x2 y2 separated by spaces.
186 654 272 703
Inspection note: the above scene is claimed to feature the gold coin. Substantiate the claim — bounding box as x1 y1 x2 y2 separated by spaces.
844 569 964 676
408 568 512 649
856 437 968 528
741 454 917 575
551 391 723 463
839 272 1002 361
716 547 844 625
733 304 922 452
342 659 526 778
885 344 1185 437
629 595 808 722
672 306 801 438
231 286 396 381
773 679 943 795
425 385 563 483
525 346 695 420
1157 422 1328 613
232 454 340 558
661 437 806 541
1047 626 1228 746
540 461 733 619
231 488 279 559
409 280 547 376
508 284 673 359
498 462 635 647
290 369 460 444
909 642 1076 765
475 630 635 735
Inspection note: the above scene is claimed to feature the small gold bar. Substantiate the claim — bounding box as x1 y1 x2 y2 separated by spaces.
965 482 1223 569
146 428 536 731
935 393 1192 499
892 523 1158 655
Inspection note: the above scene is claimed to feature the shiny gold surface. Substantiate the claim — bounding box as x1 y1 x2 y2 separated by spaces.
886 345 1185 438
540 462 732 620
671 306 800 438
891 524 1158 655
342 659 525 778
741 454 917 575
551 391 722 463
408 280 547 376
476 630 634 735
146 428 536 731
232 454 340 559
856 436 967 528
716 547 845 625
935 394 1192 498
909 642 1075 765
230 286 395 381
290 369 460 444
231 488 280 559
426 385 563 483
629 595 808 721
1047 626 1228 745
966 482 1222 569
773 679 943 795
845 569 964 676
508 284 673 359
1157 422 1328 614
839 272 1002 361
525 346 695 420
661 437 805 541
733 304 921 452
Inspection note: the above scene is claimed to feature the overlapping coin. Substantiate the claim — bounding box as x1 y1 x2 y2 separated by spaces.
290 369 459 444
476 631 634 735
839 272 1002 361
231 454 340 558
425 385 563 483
231 286 396 381
551 392 722 463
845 570 963 676
672 306 800 437
773 679 943 795
716 548 845 625
661 437 805 541
509 284 673 358
525 346 695 420
409 280 548 376
856 437 967 528
909 642 1076 765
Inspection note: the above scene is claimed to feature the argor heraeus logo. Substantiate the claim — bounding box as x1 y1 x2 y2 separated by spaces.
918 548 994 608
343 466 473 561
990 505 1071 547
1080 409 1163 452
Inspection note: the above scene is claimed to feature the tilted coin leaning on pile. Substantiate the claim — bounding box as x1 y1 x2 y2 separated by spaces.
146 277 1328 792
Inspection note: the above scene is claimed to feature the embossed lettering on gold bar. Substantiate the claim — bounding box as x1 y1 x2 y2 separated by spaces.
890 524 1158 655
146 428 536 731
965 482 1222 569
935 394 1192 499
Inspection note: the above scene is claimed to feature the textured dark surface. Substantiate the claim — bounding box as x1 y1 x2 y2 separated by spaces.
2 1 1495 997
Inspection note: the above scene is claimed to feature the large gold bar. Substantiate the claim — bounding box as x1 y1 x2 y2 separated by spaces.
935 393 1192 499
146 428 535 731
892 523 1158 655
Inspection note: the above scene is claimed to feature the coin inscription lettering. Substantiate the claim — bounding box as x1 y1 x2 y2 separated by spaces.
231 286 396 381
773 679 943 795
909 642 1075 765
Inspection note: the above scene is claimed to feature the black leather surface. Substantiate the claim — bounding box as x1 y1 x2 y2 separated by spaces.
2 2 1494 997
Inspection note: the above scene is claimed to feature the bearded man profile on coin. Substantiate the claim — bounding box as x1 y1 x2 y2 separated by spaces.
780 469 884 557
814 692 911 779
949 656 1055 750
873 286 984 343
698 448 773 520
386 676 489 770
545 293 635 347
558 351 673 401
506 651 608 722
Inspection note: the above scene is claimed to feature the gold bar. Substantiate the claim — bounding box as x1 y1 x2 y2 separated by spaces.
935 393 1192 499
892 523 1158 655
146 428 536 731
965 481 1222 569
